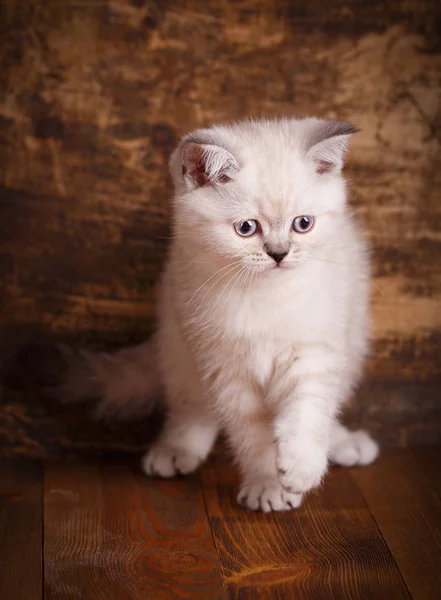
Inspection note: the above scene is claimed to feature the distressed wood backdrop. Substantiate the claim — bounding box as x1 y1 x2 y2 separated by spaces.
1 0 440 456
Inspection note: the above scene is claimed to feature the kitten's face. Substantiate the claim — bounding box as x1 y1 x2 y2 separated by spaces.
176 155 347 277
171 118 356 276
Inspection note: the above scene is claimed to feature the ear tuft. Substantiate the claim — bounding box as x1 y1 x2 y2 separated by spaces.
315 160 335 175
181 140 238 189
305 120 360 175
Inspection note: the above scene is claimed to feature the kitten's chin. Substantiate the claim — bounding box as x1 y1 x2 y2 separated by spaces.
252 264 289 277
242 262 298 277
267 263 300 276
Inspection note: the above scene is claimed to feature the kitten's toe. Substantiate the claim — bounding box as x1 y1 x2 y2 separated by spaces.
238 478 303 512
277 442 328 494
142 443 202 477
330 430 379 467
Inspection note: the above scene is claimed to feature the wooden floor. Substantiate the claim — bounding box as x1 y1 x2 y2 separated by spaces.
1 448 440 599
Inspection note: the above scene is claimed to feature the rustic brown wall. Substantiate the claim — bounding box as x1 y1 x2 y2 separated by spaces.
1 0 440 456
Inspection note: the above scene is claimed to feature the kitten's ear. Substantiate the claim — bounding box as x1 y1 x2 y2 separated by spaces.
305 120 360 175
181 141 239 189
170 130 239 191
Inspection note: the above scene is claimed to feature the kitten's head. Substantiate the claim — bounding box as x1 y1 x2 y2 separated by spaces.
169 118 359 274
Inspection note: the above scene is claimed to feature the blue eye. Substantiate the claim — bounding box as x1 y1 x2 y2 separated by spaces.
234 220 259 237
292 215 314 233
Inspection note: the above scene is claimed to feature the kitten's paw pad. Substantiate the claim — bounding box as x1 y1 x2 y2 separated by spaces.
330 430 379 467
237 479 303 512
277 445 328 494
142 443 202 478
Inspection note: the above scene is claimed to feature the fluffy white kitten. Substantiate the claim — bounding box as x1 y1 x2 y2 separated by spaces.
64 118 379 511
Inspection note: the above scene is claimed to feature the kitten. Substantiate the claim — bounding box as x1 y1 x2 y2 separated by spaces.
61 117 379 511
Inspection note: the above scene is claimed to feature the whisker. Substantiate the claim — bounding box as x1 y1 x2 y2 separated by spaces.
234 267 252 299
312 242 371 252
199 263 243 306
248 269 256 294
185 260 242 307
308 256 356 267
371 282 385 296
240 267 252 297
298 262 313 277
215 267 246 306
230 267 250 305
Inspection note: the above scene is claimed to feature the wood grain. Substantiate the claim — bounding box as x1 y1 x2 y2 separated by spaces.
43 460 226 599
0 460 43 600
2 451 441 597
201 455 410 599
0 0 440 454
351 449 441 600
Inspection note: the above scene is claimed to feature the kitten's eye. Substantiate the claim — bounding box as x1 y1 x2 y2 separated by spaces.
292 215 314 233
234 220 259 237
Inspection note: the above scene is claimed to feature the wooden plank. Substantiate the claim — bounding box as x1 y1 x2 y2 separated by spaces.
201 455 409 600
412 447 441 501
351 449 441 600
44 460 226 599
0 460 43 600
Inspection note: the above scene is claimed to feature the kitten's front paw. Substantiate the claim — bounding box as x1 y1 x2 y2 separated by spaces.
330 430 379 467
277 442 328 494
142 443 202 478
237 478 303 512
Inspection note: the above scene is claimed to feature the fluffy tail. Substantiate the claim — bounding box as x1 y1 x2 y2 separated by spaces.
6 336 162 421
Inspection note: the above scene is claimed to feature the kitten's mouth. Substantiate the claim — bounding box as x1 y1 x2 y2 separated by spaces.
249 262 293 276
271 261 298 273
261 263 290 275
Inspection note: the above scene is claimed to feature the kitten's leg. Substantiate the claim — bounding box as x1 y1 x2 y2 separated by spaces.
222 386 303 512
143 313 218 477
142 409 219 477
273 351 344 495
329 421 379 467
230 419 303 512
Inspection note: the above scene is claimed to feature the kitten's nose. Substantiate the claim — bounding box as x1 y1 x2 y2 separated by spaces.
267 250 288 264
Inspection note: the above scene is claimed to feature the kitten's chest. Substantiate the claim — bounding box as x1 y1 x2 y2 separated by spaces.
183 271 338 384
215 280 320 341
202 333 291 398
191 295 303 386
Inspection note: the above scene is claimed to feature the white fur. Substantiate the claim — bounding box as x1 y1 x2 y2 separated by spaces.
329 422 380 467
139 118 378 510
